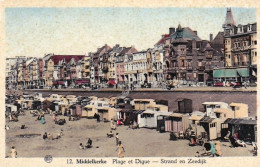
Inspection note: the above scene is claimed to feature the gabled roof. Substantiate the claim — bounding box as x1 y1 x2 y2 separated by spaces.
118 47 138 56
51 55 85 65
155 34 170 46
26 58 34 66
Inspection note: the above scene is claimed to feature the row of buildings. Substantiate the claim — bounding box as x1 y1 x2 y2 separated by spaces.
5 9 257 89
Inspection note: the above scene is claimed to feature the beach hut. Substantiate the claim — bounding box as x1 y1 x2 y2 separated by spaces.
82 105 97 118
138 110 172 128
222 118 257 142
199 116 223 140
42 100 52 111
117 103 133 125
6 104 17 116
165 113 189 134
97 107 117 122
176 98 193 113
70 104 82 117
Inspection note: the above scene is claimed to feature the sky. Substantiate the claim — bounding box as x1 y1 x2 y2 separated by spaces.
5 7 256 58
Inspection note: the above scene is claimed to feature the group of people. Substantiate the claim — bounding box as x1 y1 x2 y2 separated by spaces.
196 140 222 157
36 113 46 124
79 138 93 149
106 131 125 158
43 129 63 140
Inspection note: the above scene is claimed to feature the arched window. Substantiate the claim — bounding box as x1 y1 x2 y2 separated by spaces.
166 61 170 68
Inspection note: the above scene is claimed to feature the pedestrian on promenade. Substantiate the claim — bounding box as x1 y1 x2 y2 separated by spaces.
244 81 247 89
116 141 125 158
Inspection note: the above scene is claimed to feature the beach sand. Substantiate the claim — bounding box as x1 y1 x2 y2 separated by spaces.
5 112 255 157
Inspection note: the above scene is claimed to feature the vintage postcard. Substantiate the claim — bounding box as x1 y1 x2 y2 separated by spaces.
1 0 259 166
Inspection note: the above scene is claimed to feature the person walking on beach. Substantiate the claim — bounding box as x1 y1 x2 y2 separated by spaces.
10 146 17 158
210 140 216 157
115 133 119 146
41 115 45 124
116 141 125 158
53 114 57 122
215 141 222 156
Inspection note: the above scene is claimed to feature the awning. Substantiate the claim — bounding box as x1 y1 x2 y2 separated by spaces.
200 116 215 123
53 81 65 85
76 80 90 84
214 108 231 113
107 80 116 85
213 68 249 78
58 81 65 85
224 118 256 125
189 115 204 121
169 113 183 118
53 81 58 85
132 110 145 114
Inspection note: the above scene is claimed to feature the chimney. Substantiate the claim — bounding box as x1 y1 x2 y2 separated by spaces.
192 39 196 49
210 34 213 41
193 31 197 35
169 27 175 34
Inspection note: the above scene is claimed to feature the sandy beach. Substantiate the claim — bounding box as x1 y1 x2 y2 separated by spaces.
6 112 255 158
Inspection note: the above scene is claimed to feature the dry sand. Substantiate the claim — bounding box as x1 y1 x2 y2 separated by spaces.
6 112 255 158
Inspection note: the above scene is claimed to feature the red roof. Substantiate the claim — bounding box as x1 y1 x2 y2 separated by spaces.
155 34 170 46
51 55 85 65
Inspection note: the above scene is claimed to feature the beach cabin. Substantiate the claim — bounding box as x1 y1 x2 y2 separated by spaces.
199 116 223 140
6 104 17 117
138 110 172 128
46 94 64 102
109 97 118 107
82 99 110 119
66 95 78 105
188 111 205 137
165 113 189 134
97 107 117 122
202 102 229 117
229 103 249 118
222 118 257 142
70 104 82 117
42 100 52 111
117 103 134 125
176 98 192 113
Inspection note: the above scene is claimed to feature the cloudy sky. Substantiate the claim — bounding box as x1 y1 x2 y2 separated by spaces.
5 7 256 57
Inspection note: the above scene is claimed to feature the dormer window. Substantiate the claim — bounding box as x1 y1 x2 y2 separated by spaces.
248 25 251 31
